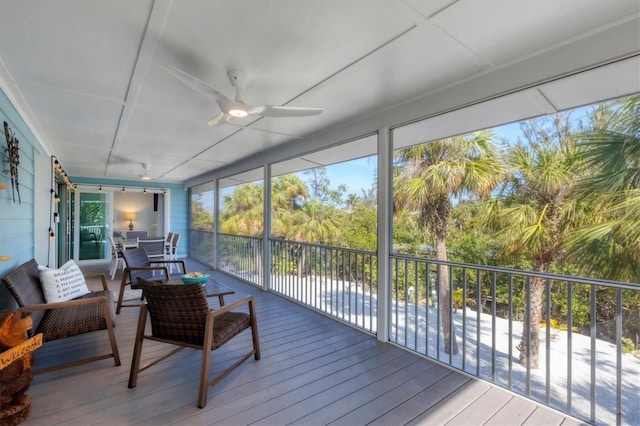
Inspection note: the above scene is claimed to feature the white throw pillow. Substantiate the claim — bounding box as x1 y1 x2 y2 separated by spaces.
39 260 90 303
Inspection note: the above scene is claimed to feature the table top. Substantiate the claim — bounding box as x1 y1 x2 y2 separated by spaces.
165 278 235 298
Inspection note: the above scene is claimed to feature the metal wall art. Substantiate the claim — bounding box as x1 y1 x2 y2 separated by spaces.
4 121 21 204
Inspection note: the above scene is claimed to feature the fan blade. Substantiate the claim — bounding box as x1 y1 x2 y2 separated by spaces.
165 65 237 113
207 112 229 127
250 105 323 118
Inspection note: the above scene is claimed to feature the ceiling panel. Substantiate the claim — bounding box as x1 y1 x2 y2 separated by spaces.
0 1 152 99
432 0 640 66
17 85 123 149
0 0 637 186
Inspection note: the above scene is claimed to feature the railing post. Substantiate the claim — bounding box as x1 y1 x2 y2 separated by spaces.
263 164 271 291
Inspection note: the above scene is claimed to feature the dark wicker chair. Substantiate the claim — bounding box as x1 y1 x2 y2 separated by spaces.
129 278 260 408
1 259 121 374
116 247 187 314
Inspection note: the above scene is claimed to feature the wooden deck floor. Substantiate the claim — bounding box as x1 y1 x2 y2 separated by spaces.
20 263 580 425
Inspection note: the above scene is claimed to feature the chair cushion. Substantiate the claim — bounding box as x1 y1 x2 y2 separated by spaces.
210 312 251 350
36 290 116 341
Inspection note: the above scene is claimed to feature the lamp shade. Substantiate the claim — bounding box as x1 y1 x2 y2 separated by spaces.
124 212 136 220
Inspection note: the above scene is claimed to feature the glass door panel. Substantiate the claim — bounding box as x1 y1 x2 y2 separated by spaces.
78 192 110 261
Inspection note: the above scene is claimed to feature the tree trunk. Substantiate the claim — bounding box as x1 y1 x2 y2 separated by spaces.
518 276 545 368
436 235 459 355
296 245 306 280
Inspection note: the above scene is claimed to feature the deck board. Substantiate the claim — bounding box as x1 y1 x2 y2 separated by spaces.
17 263 575 425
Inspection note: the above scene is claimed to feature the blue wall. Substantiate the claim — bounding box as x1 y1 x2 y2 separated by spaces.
0 89 41 279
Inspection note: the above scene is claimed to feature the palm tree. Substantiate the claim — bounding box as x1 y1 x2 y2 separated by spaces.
393 130 505 354
285 199 342 278
487 113 586 368
566 95 640 281
271 174 309 237
220 182 263 235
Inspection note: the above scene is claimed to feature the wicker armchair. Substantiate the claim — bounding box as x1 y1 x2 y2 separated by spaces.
1 259 121 374
129 278 260 408
116 247 187 314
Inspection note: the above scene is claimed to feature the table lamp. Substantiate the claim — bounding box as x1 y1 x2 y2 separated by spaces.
125 212 136 230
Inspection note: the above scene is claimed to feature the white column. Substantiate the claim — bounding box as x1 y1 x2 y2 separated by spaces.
376 127 391 342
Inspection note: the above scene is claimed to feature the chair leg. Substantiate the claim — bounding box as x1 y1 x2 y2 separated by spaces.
99 298 121 367
198 316 215 408
115 271 129 314
128 305 148 388
109 258 117 280
249 299 261 360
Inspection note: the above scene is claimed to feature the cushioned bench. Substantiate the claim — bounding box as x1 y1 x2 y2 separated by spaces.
2 259 121 374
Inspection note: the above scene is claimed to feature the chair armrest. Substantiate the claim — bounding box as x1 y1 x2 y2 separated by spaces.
209 296 254 318
122 265 170 281
15 293 110 312
149 259 187 274
125 266 169 271
84 273 109 291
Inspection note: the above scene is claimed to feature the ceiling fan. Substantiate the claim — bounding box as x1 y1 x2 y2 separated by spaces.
139 163 152 180
166 66 323 127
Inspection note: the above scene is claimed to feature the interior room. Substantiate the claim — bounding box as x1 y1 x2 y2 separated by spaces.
0 1 638 425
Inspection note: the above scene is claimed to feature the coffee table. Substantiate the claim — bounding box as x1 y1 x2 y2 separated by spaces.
165 278 234 306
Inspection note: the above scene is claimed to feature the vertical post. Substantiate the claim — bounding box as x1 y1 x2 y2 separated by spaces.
214 179 220 270
263 164 271 291
376 127 391 342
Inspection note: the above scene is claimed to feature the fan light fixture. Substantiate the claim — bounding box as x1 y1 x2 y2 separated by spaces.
228 108 248 118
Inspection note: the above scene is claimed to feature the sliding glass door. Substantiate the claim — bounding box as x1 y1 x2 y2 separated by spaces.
76 191 111 261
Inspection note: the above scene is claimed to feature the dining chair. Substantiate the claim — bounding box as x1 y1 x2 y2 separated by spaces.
108 235 125 279
171 233 181 259
165 233 182 272
164 232 174 257
129 278 260 408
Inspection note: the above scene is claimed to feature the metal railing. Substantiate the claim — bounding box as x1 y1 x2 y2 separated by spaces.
390 253 638 426
188 230 638 425
217 232 264 287
270 238 377 333
188 229 215 267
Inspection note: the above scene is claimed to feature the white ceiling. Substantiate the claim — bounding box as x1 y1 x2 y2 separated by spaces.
0 0 638 185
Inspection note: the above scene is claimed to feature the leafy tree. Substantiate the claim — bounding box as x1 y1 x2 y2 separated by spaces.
271 174 309 237
285 199 342 278
191 194 214 231
220 182 263 236
569 95 640 281
393 130 505 354
486 113 588 368
304 166 346 205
